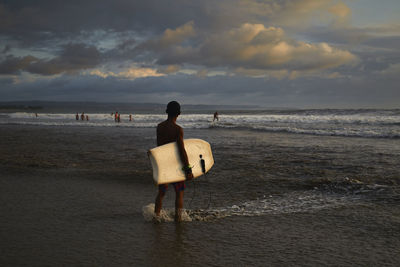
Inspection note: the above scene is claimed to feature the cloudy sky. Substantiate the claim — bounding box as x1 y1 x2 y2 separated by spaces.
0 0 399 108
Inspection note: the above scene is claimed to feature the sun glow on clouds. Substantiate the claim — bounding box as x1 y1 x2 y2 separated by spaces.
141 22 358 77
88 67 165 79
329 1 351 19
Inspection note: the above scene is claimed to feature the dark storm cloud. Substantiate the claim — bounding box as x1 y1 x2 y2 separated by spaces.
1 71 398 108
0 43 101 75
0 55 37 74
0 0 350 44
0 0 224 36
0 0 241 63
27 43 102 75
363 36 400 51
0 73 279 102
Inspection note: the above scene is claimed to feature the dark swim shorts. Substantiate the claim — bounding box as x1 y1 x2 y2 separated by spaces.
158 181 186 193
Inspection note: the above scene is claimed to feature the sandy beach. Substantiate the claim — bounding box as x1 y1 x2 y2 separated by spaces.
1 124 400 266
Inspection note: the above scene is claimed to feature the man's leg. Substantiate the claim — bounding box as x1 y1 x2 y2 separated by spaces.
175 190 184 222
154 188 166 216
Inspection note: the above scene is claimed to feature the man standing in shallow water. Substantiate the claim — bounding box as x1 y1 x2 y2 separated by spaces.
154 101 193 222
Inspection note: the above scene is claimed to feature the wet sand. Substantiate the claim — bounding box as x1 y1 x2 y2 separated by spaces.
1 125 400 266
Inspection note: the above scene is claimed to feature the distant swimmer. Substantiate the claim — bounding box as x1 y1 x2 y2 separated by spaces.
118 113 121 123
35 113 38 118
76 113 79 120
86 115 89 121
213 111 219 122
115 112 119 122
129 114 132 121
81 112 85 121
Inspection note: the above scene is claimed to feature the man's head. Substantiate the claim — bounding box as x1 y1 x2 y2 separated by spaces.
166 101 181 117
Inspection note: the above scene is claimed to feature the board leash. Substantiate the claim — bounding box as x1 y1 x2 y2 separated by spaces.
188 173 212 210
189 178 197 209
189 155 212 210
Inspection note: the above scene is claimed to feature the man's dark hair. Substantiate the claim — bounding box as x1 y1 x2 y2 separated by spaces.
166 101 181 117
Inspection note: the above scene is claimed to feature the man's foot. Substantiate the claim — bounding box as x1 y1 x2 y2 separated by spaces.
152 214 162 223
174 210 183 222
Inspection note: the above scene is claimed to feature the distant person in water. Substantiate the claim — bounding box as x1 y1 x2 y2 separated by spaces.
115 112 119 122
154 101 193 222
213 111 219 122
129 114 132 122
86 115 89 121
118 113 121 123
35 113 38 118
81 112 85 121
76 113 79 120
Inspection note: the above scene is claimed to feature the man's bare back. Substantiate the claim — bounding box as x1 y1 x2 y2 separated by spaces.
157 120 182 146
157 120 189 167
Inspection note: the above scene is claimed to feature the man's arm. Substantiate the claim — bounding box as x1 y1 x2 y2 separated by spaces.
176 127 189 166
156 125 161 146
176 127 193 180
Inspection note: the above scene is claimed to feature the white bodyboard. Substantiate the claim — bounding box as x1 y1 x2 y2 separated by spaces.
148 139 214 185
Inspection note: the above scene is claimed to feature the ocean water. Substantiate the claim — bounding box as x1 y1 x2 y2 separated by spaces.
1 109 400 138
1 109 400 265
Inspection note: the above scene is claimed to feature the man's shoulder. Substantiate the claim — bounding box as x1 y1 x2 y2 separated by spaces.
157 120 168 127
158 120 181 129
174 123 183 132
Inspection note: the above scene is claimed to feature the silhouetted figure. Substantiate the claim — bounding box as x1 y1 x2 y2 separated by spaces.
154 101 193 222
213 111 219 122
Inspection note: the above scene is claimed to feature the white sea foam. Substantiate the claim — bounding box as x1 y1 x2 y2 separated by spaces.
142 191 354 223
142 203 193 222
